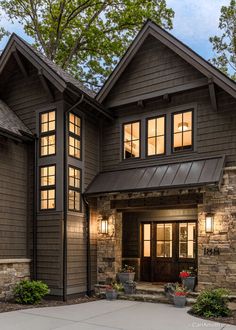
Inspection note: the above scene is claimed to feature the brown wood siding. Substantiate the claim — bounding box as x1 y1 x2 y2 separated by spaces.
36 212 63 291
101 86 236 171
0 139 29 258
104 35 204 107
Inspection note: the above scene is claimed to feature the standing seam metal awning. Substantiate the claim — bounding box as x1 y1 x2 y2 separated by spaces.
85 156 225 195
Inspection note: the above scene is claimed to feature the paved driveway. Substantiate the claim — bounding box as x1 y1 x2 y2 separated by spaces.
0 300 235 330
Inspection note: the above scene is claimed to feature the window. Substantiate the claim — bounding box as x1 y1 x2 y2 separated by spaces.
69 113 81 159
123 121 140 159
173 110 192 152
143 224 151 257
147 116 165 156
40 165 56 210
68 166 81 211
179 223 196 258
40 110 56 156
156 223 172 258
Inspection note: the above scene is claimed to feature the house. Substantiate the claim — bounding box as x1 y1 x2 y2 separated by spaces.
0 20 236 300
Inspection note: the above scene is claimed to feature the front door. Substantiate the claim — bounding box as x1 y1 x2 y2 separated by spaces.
140 221 197 282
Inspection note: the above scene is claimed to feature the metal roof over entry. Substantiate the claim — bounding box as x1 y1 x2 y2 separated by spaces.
85 156 225 195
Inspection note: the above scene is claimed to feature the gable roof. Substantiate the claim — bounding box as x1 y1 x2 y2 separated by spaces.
0 33 95 98
0 100 32 138
96 20 236 103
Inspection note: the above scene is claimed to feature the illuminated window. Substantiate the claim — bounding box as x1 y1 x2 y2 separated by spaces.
40 110 56 156
147 116 165 156
173 110 192 152
179 223 196 258
143 224 151 257
68 166 81 212
40 165 56 210
123 121 140 159
156 224 172 258
69 113 81 159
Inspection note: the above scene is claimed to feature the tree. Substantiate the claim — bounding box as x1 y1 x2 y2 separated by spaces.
0 0 174 90
210 0 236 81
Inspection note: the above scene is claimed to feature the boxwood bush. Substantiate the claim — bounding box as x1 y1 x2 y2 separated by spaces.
14 280 49 304
192 288 231 318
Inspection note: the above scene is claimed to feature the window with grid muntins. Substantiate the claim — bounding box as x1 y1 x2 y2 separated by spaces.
68 166 81 212
68 113 81 159
40 110 56 156
40 165 56 210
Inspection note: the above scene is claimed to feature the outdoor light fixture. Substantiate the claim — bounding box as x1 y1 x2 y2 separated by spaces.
178 122 189 131
205 214 214 233
101 218 108 234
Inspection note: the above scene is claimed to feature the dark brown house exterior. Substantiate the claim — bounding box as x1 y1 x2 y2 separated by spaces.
1 20 236 299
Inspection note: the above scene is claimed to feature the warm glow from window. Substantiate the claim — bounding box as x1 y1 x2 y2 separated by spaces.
173 111 192 152
68 166 81 212
40 135 56 156
156 224 172 258
68 113 81 159
40 165 56 210
40 111 55 133
143 224 151 257
179 222 196 258
123 122 140 159
147 116 165 156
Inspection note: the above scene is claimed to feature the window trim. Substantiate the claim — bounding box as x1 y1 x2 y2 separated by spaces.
39 164 56 211
146 114 166 158
39 110 56 158
68 112 82 160
122 120 141 160
171 109 194 154
68 165 82 212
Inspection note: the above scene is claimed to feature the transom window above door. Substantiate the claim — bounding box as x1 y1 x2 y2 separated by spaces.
173 110 192 152
147 116 165 156
123 121 140 159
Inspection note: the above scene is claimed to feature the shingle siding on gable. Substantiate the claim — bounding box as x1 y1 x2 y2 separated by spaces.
104 35 204 107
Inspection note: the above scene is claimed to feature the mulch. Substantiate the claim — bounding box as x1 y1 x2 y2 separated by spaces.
0 296 99 313
188 309 236 326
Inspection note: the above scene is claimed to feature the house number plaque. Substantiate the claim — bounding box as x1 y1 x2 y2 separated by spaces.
203 247 220 256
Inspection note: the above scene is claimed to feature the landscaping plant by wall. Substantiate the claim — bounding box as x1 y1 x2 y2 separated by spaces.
14 280 49 304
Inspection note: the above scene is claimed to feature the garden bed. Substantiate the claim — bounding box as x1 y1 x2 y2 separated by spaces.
0 296 99 313
189 309 236 326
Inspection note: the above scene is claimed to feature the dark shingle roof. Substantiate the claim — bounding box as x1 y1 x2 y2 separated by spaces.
0 100 32 137
15 35 95 98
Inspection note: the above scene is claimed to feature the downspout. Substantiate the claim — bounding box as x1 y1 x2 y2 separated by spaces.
63 94 84 302
82 194 91 296
33 134 38 280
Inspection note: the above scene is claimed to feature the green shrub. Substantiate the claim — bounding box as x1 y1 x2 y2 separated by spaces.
14 280 49 304
192 288 231 318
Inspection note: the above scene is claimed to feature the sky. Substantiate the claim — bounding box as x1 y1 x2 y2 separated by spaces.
0 0 231 61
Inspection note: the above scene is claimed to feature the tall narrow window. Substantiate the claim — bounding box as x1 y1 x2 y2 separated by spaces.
156 223 172 258
147 116 165 156
68 113 81 159
40 110 56 156
179 223 196 258
123 121 140 159
173 110 192 152
40 165 56 210
68 166 81 212
143 224 151 257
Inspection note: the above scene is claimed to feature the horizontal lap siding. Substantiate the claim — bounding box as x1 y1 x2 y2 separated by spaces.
0 140 29 258
104 35 203 107
37 212 63 290
102 87 236 171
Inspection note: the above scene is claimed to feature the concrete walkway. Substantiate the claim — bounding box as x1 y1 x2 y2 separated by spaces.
0 300 235 330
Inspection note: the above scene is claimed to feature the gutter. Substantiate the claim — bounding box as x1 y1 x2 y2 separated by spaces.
82 194 91 296
33 134 38 280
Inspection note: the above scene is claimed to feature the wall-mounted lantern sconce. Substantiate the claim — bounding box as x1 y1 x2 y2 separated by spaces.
101 218 108 234
205 213 214 233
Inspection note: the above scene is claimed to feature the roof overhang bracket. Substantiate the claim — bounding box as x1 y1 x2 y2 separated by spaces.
208 78 218 112
12 48 28 77
38 69 54 102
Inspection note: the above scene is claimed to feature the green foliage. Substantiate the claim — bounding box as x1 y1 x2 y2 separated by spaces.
14 280 49 304
209 0 236 80
0 0 174 90
192 288 231 318
112 282 124 292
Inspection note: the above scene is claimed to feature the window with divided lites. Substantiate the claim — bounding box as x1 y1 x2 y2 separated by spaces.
173 110 192 152
68 166 81 212
179 223 196 258
40 165 56 210
147 116 165 156
69 113 81 159
40 110 56 156
123 121 140 159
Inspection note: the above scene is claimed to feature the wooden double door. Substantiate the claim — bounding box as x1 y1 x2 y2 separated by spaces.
140 221 197 283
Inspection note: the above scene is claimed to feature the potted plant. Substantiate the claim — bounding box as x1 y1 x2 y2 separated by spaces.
123 280 136 294
173 285 188 308
105 282 123 300
179 267 197 291
164 283 177 301
117 264 135 284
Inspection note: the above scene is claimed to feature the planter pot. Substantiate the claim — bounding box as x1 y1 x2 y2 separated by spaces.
182 276 196 291
173 295 187 308
124 282 136 294
105 290 118 300
118 272 135 284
